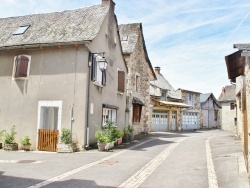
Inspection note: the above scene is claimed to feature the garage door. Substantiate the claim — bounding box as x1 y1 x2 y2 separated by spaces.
182 112 198 130
152 110 168 131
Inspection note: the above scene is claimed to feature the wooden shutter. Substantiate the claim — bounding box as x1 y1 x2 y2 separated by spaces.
15 55 29 77
90 54 96 81
118 70 125 92
102 69 106 86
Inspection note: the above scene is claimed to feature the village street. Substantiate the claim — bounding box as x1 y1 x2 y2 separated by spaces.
0 129 249 188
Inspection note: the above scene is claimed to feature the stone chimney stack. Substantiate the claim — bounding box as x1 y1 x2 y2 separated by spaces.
222 87 225 94
155 67 161 74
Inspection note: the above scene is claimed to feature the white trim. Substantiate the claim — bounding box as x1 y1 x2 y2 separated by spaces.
36 100 62 149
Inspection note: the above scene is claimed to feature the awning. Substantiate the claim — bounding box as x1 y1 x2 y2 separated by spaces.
132 97 144 106
159 101 191 108
225 50 244 83
102 104 119 109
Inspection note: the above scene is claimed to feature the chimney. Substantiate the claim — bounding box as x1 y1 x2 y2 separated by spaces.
155 67 161 74
102 0 110 5
222 87 225 94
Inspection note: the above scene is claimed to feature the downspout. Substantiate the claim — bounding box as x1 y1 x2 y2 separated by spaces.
70 105 73 143
85 52 91 149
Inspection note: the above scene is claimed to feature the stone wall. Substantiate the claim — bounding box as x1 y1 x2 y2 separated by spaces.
125 30 151 134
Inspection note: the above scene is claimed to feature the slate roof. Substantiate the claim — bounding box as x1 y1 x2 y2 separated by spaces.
218 85 236 102
118 23 156 79
177 88 201 94
0 4 109 49
200 93 221 108
150 73 181 100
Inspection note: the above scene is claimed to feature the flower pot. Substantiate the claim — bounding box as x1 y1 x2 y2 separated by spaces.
129 133 135 141
117 137 122 145
97 143 106 151
4 143 18 151
105 142 114 150
22 145 31 151
122 137 129 143
57 143 77 153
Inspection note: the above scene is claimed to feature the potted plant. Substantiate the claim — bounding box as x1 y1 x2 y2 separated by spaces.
115 129 123 145
57 128 77 153
4 125 18 151
0 130 6 149
127 124 135 141
21 136 31 151
95 129 110 151
122 127 130 143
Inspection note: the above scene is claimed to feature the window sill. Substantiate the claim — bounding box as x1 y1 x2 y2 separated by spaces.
93 81 103 88
12 77 28 80
117 91 124 95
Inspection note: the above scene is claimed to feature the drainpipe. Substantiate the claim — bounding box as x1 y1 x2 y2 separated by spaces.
85 53 91 149
70 105 73 143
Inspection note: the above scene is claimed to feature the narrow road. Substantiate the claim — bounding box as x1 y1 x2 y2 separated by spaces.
0 130 248 188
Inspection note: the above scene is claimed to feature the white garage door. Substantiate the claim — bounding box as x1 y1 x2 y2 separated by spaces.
182 112 198 130
152 110 168 131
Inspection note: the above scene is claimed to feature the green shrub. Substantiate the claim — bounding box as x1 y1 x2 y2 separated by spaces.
60 128 71 144
4 125 17 144
21 136 31 146
95 130 110 143
127 124 134 134
0 130 6 143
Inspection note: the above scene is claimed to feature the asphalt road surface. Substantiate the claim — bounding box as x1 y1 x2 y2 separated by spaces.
0 129 249 188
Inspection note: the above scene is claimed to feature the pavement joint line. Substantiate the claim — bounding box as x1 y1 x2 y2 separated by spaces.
117 137 187 188
206 137 219 188
27 138 156 188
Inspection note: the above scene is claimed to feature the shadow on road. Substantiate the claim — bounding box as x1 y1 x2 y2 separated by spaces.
0 171 114 188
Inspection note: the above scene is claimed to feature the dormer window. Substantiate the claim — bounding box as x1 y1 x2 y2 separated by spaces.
12 25 30 35
122 36 128 41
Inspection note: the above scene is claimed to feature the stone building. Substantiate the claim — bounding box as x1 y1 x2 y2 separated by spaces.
218 85 236 132
118 23 156 134
177 89 201 130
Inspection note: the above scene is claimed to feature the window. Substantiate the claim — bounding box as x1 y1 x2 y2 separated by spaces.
13 25 30 35
230 103 235 110
135 75 140 92
161 91 166 101
90 53 106 86
214 110 218 121
118 70 125 92
102 108 117 127
188 93 193 106
13 55 31 79
133 104 142 123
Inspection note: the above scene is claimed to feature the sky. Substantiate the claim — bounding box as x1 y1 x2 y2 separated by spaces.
1 0 250 98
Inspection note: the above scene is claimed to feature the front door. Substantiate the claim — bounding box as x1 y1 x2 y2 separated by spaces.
172 111 177 131
37 101 62 152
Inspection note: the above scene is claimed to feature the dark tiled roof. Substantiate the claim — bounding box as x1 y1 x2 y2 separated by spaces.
218 85 236 102
150 73 181 100
118 23 156 79
0 4 108 49
200 93 221 108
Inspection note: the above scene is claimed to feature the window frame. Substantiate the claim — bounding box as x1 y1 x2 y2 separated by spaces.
135 74 140 92
102 108 117 127
12 54 31 80
90 53 107 86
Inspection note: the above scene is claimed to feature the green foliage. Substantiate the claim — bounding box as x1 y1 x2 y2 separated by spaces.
123 127 130 139
60 128 71 144
95 130 111 143
95 119 124 143
4 125 17 144
127 124 134 134
0 130 6 142
21 136 31 146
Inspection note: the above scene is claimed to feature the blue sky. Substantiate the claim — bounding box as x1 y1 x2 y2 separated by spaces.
1 0 250 97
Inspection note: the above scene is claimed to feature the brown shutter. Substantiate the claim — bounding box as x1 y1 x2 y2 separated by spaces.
118 70 125 92
18 56 29 77
132 104 142 123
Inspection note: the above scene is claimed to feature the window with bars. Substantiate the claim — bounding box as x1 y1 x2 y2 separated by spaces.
118 70 125 92
13 55 31 79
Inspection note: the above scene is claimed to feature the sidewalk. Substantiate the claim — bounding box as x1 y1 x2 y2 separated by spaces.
209 133 249 188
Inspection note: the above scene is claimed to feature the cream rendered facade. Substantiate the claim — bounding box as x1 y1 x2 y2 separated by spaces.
0 0 127 150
